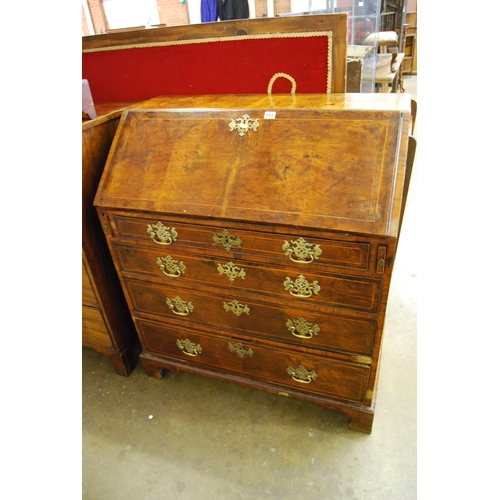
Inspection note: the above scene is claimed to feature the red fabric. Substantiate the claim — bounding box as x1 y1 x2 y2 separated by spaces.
82 36 330 102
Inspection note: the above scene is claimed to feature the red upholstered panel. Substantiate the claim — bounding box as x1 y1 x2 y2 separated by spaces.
82 36 331 102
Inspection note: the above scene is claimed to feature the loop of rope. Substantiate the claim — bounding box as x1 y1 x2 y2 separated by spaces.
267 73 297 95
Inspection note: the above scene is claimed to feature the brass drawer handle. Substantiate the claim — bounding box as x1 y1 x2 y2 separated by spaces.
228 342 253 358
217 262 246 281
176 339 202 357
147 222 178 245
166 296 194 316
212 229 242 251
156 256 186 277
282 237 322 264
286 318 320 339
229 114 259 136
283 274 321 298
286 365 318 384
223 300 250 316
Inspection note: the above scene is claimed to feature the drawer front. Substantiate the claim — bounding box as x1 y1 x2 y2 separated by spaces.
116 244 381 313
136 319 370 403
82 305 113 347
125 279 376 356
82 262 98 306
111 215 371 272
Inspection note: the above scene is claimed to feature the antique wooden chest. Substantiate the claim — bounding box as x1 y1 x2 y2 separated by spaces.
82 108 138 376
94 94 412 433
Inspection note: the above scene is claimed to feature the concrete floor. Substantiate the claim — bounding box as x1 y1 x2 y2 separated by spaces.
82 76 417 500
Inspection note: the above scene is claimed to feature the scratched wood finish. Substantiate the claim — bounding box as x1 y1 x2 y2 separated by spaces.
94 94 412 431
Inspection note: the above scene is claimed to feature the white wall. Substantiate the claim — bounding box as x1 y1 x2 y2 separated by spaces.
102 0 160 29
291 0 310 12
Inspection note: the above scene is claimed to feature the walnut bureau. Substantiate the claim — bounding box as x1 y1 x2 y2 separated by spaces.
94 93 412 432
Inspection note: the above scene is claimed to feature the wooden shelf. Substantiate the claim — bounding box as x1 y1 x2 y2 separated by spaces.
403 12 417 76
402 32 416 76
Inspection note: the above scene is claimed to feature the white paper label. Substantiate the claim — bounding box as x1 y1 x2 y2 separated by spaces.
264 111 276 119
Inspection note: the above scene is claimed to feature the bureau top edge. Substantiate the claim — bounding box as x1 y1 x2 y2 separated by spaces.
126 93 412 113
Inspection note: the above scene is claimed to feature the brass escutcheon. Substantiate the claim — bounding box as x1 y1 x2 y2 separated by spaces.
147 222 178 245
176 339 202 357
212 229 242 251
217 262 246 281
286 318 320 339
228 342 253 358
282 237 322 264
156 255 186 277
283 274 321 298
223 300 250 316
166 296 194 316
286 365 318 384
229 114 259 136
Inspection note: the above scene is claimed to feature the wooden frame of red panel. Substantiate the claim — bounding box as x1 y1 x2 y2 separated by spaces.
82 14 347 103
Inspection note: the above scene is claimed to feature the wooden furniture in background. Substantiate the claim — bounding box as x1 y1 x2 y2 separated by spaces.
402 12 417 75
94 93 413 432
82 14 347 102
375 53 405 92
346 45 374 92
82 107 139 376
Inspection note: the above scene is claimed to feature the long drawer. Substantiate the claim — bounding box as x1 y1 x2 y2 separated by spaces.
125 278 376 356
135 318 371 404
109 215 372 273
117 244 381 314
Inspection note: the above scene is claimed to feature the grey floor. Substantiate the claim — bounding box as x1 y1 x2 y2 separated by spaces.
82 76 418 500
